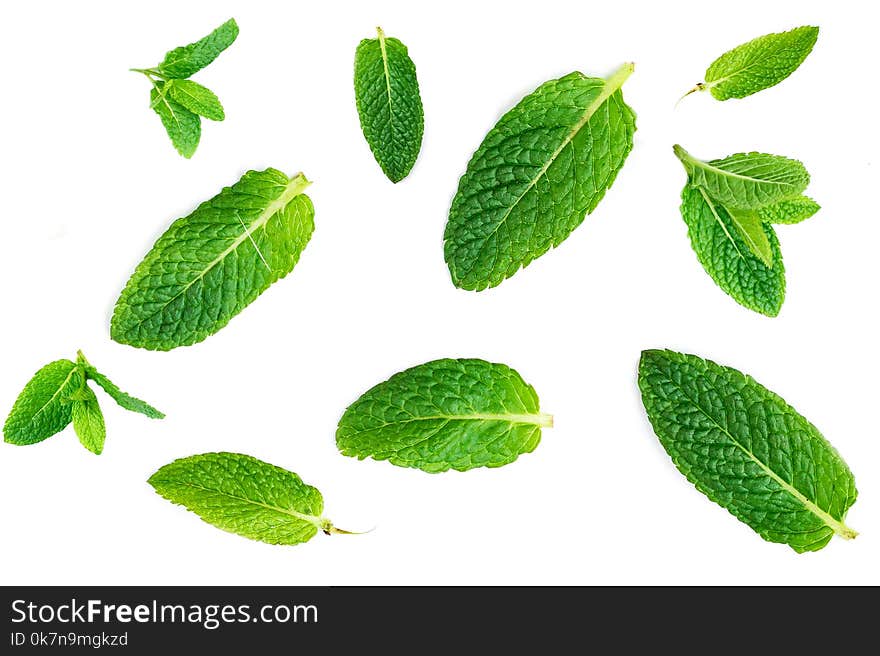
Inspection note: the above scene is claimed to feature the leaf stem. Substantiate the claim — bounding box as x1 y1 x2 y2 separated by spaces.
676 82 706 106
319 518 368 536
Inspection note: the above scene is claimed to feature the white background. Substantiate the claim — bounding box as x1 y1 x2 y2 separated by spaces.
1 0 876 585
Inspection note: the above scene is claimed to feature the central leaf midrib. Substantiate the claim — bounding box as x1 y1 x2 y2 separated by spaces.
162 479 323 529
32 365 80 424
658 369 853 538
123 174 309 329
377 27 394 135
347 411 553 437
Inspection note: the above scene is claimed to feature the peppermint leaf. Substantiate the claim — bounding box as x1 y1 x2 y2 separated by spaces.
336 358 552 473
757 196 820 225
683 26 819 101
638 349 857 553
151 83 201 158
148 452 352 545
3 360 82 445
71 386 106 456
111 169 315 351
167 79 225 121
158 18 239 79
680 184 785 316
354 27 424 182
444 65 636 290
673 145 809 210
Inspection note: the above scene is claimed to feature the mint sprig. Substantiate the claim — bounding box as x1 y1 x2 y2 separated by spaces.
132 18 238 158
3 351 163 455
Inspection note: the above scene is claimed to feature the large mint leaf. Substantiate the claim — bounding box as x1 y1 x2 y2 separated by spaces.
149 452 348 545
336 358 552 473
3 360 82 445
354 27 424 183
111 169 314 351
71 386 106 455
158 18 239 79
680 184 785 316
638 349 857 553
674 145 809 210
151 83 201 158
697 26 819 101
444 64 636 290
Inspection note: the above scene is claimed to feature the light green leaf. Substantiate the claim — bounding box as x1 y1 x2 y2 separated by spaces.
167 79 224 121
680 185 785 316
149 452 349 545
729 208 773 267
151 83 201 158
674 145 809 210
354 27 424 183
638 349 857 553
158 18 239 79
71 386 106 455
76 351 164 419
336 358 552 473
111 169 315 351
757 196 820 224
692 26 819 101
444 64 637 290
3 360 83 445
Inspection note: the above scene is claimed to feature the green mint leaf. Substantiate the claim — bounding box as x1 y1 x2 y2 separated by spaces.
167 79 225 121
757 196 820 225
79 352 164 419
158 18 239 79
728 208 773 267
71 386 106 456
354 27 424 183
638 349 858 553
690 26 819 101
336 358 552 473
444 65 636 290
673 145 809 210
151 83 201 158
111 169 314 351
148 452 348 545
680 184 785 316
3 360 83 445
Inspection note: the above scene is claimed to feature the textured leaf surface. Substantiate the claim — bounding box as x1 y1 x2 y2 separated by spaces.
729 208 773 267
111 169 314 350
168 79 224 121
757 196 820 224
159 18 239 79
354 27 424 182
71 386 106 455
83 366 164 419
704 26 819 100
151 83 201 158
444 65 636 290
149 452 330 545
336 359 552 473
680 185 784 316
3 360 81 445
674 146 808 210
638 349 857 553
